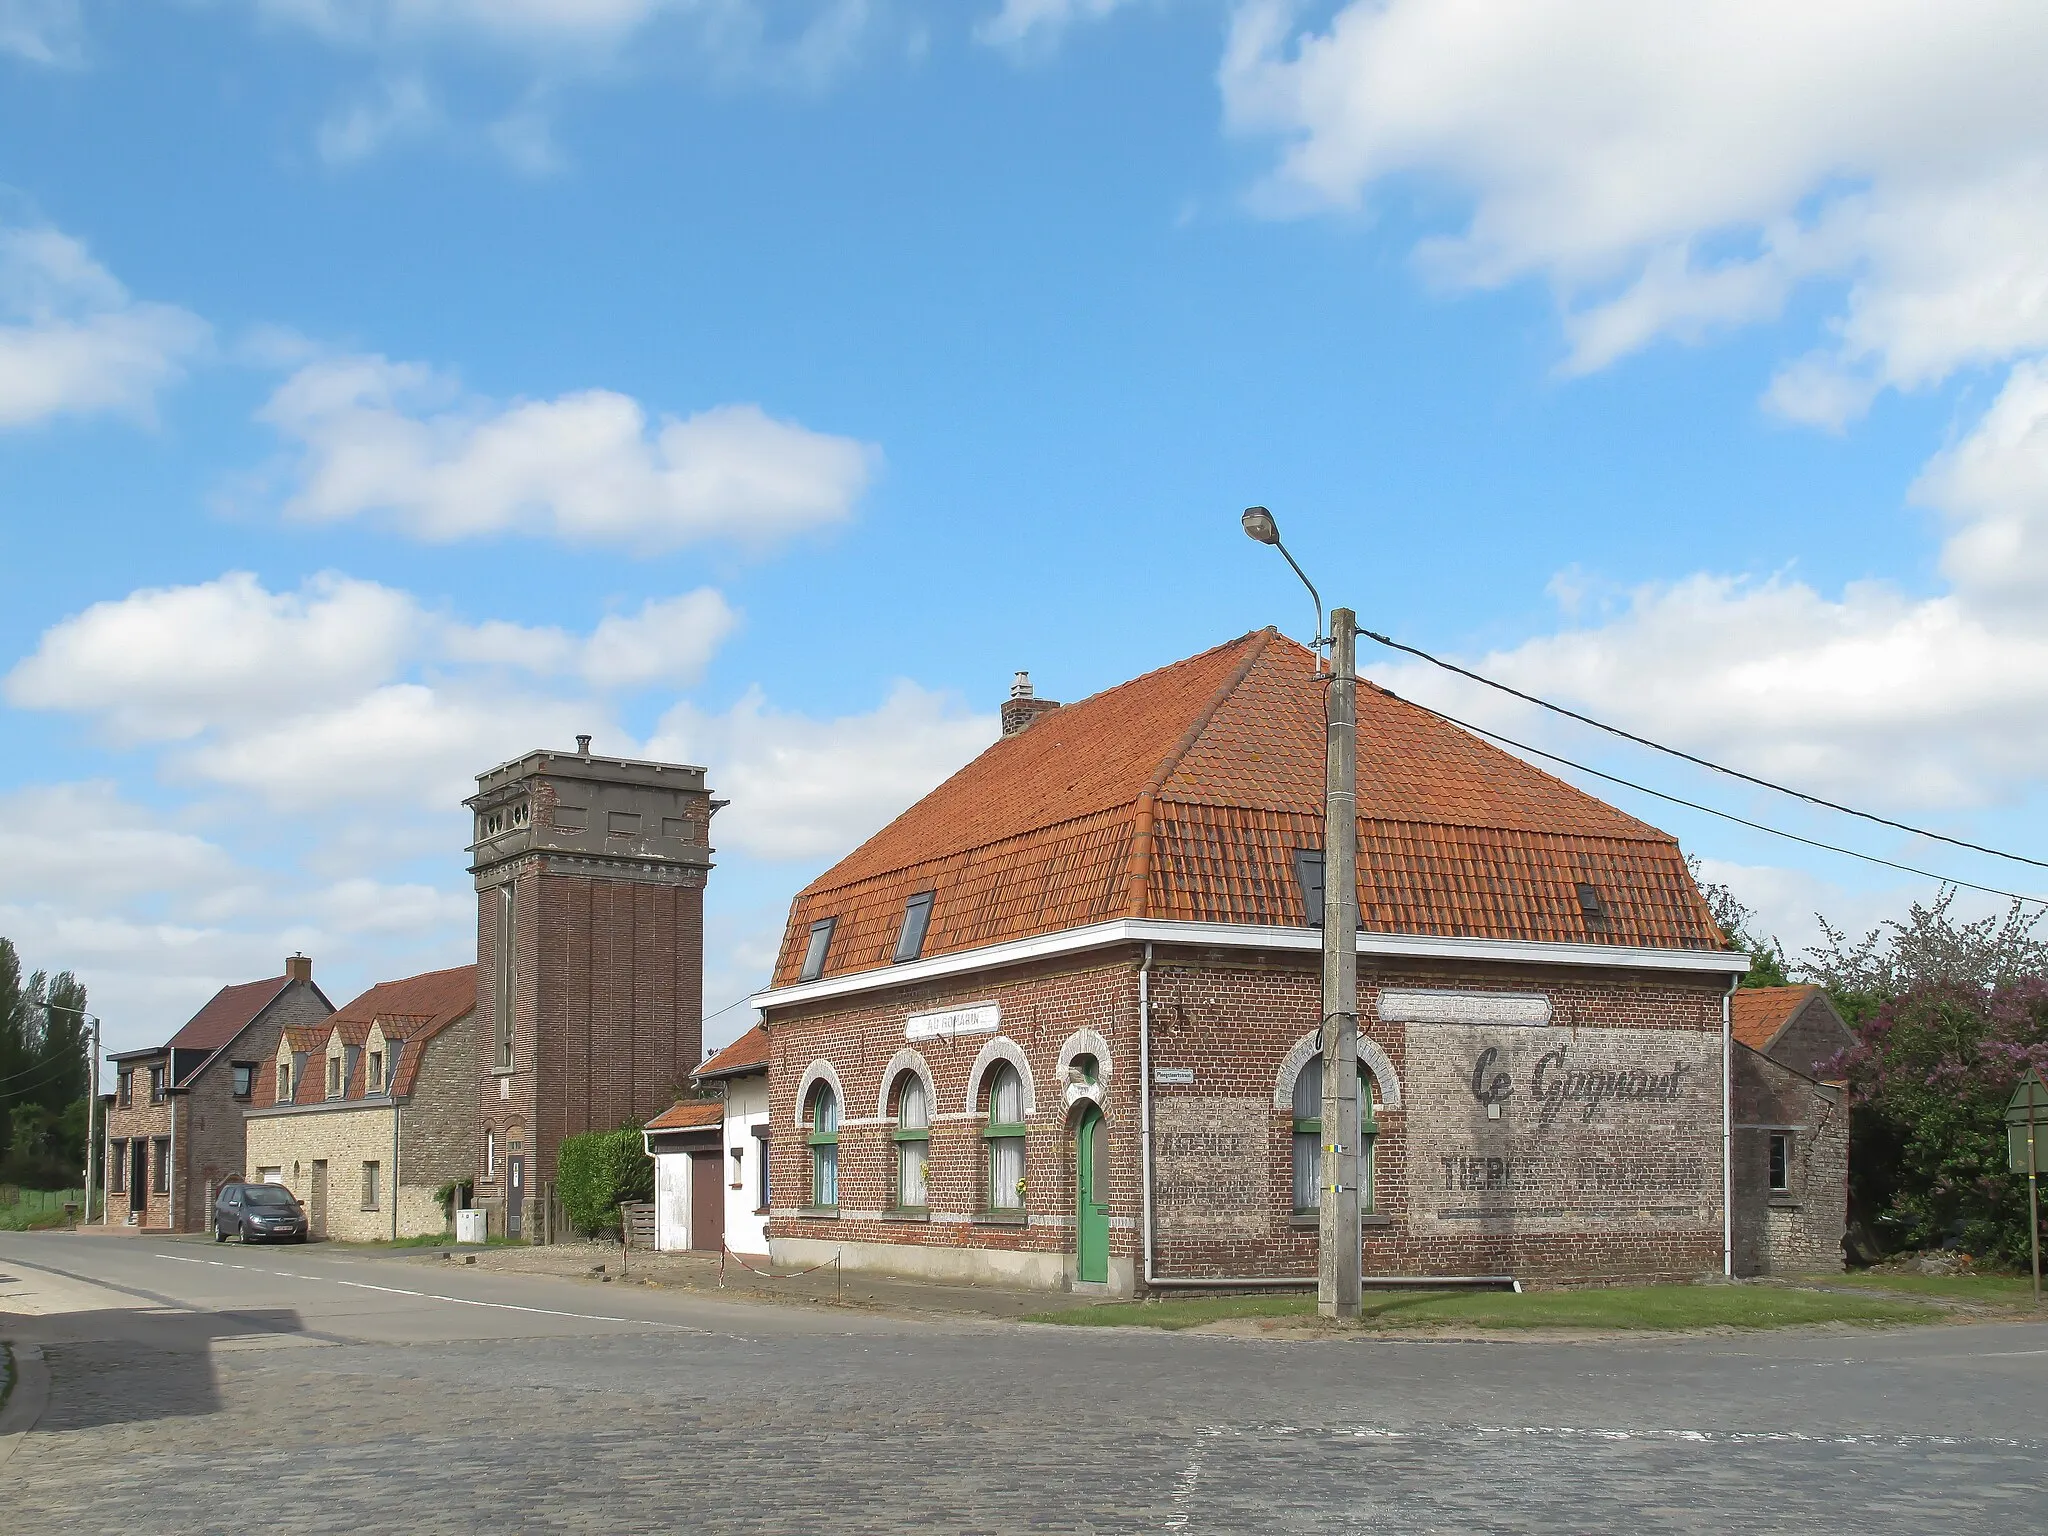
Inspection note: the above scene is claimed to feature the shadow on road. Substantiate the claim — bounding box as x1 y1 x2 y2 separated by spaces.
11 1305 312 1431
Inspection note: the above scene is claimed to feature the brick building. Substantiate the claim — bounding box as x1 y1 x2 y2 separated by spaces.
752 631 1750 1294
102 956 333 1231
243 965 477 1241
1731 985 1855 1274
466 738 717 1238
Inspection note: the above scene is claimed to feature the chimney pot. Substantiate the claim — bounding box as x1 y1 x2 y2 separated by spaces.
576 734 592 756
1000 673 1062 737
285 953 313 983
1011 671 1033 701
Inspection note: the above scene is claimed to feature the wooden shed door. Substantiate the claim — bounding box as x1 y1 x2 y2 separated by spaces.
690 1153 724 1253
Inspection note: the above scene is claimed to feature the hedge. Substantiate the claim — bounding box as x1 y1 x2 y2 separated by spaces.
556 1127 654 1236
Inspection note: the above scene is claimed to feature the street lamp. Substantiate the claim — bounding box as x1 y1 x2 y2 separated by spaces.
1242 507 1362 1321
42 1001 103 1227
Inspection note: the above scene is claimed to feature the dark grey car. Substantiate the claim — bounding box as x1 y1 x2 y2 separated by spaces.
215 1179 309 1243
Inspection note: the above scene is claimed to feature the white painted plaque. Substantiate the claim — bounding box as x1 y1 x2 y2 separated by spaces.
904 1003 999 1042
1378 989 1551 1026
1153 1066 1195 1086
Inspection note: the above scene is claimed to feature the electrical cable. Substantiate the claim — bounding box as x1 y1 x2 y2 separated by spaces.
1416 699 2048 909
1361 626 2048 873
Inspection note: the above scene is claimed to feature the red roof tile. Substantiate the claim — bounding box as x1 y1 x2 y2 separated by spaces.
646 1099 724 1132
696 1024 768 1081
167 976 291 1054
1731 986 1822 1053
772 629 1728 987
251 966 474 1106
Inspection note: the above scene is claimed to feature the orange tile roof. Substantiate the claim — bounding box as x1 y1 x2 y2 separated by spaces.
1731 986 1822 1052
696 1024 768 1081
646 1099 724 1132
252 966 475 1106
772 629 1729 987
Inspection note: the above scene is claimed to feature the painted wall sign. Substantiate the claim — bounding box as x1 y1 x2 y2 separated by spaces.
904 1003 999 1042
1379 989 1551 1026
1153 1066 1195 1086
1153 1096 1265 1237
1406 1022 1719 1233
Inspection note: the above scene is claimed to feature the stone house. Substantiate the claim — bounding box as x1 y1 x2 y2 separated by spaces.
101 955 333 1231
465 739 717 1239
751 631 1749 1294
1731 985 1856 1274
243 964 477 1241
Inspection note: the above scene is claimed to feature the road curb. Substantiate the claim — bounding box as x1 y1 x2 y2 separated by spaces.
0 1339 51 1467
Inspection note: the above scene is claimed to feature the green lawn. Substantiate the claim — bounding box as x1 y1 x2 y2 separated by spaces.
0 1189 84 1231
1812 1271 2044 1305
1029 1284 1938 1332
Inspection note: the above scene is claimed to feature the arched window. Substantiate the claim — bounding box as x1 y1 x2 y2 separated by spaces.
893 1075 929 1210
984 1062 1027 1211
807 1083 840 1209
1291 1055 1378 1215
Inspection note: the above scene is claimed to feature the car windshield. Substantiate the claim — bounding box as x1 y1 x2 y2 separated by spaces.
242 1185 296 1208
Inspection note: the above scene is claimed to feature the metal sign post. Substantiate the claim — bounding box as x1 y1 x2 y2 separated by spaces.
2005 1070 2048 1309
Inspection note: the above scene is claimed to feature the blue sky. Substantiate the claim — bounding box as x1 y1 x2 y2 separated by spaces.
4 2 2045 1058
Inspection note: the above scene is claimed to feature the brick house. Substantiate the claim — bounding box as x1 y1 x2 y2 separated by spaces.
1731 985 1855 1274
751 631 1749 1294
102 955 333 1231
466 739 717 1238
243 965 477 1241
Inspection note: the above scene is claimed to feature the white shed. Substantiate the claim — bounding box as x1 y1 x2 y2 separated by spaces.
693 1024 771 1259
641 1099 724 1254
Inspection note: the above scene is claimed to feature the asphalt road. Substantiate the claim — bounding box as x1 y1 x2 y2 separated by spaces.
3 1232 2045 1535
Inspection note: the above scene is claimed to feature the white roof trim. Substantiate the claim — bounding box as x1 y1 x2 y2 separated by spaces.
751 917 1747 1011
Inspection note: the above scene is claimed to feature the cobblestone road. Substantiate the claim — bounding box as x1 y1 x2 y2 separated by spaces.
4 1234 2045 1534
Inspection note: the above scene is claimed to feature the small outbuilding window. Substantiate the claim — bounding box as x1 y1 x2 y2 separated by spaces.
800 918 836 982
1769 1132 1791 1193
893 1075 930 1210
807 1084 840 1208
984 1064 1027 1212
892 892 936 964
1291 1054 1377 1215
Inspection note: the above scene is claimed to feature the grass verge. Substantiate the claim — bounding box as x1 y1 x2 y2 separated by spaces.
1810 1271 2043 1305
1028 1284 1938 1332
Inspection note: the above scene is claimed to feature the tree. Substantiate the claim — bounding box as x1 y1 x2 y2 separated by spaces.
1689 860 1790 987
0 936 92 1187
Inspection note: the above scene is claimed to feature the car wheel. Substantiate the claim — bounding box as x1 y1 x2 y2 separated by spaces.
215 1225 227 1243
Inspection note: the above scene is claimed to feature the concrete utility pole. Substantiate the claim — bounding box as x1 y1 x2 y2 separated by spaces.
1241 507 1363 1321
1319 607 1363 1320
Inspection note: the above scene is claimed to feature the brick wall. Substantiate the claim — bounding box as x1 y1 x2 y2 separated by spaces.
103 1062 172 1228
764 940 1736 1292
178 979 333 1230
1769 1001 1856 1082
405 1010 479 1193
1732 1045 1848 1275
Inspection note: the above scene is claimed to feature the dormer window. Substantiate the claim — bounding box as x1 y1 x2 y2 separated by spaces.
368 1051 383 1093
892 892 936 963
800 917 836 982
278 1061 291 1101
1576 882 1611 933
1294 848 1325 927
326 1056 342 1099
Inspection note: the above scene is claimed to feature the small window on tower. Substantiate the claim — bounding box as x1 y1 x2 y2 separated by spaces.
893 892 936 964
800 917 836 982
1575 882 1611 932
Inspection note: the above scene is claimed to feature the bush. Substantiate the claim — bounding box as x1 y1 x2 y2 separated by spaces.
556 1127 653 1236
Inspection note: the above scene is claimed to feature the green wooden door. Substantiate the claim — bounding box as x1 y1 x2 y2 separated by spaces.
1076 1105 1109 1284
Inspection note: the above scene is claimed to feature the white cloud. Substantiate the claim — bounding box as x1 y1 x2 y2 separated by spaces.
977 0 1138 51
0 223 210 428
1916 358 2048 613
1223 1 2048 396
256 0 679 54
316 73 440 163
647 681 997 860
0 0 79 63
4 571 421 743
0 783 248 912
443 589 738 689
259 354 877 551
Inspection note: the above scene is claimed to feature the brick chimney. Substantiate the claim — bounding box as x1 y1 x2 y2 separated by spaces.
1001 671 1061 737
285 953 313 983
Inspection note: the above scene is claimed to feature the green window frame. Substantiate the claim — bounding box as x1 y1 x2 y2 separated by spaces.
807 1084 840 1209
983 1063 1027 1212
892 1074 930 1211
1291 1056 1378 1215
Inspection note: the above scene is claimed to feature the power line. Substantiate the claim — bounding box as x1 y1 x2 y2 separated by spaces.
1361 627 2048 874
1419 699 2047 909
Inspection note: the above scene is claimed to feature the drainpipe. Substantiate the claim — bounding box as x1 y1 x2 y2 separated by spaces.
166 1078 178 1233
392 1095 402 1243
1139 942 1156 1289
1723 972 1738 1278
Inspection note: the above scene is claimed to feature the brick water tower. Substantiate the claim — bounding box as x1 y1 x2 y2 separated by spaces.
466 735 718 1237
